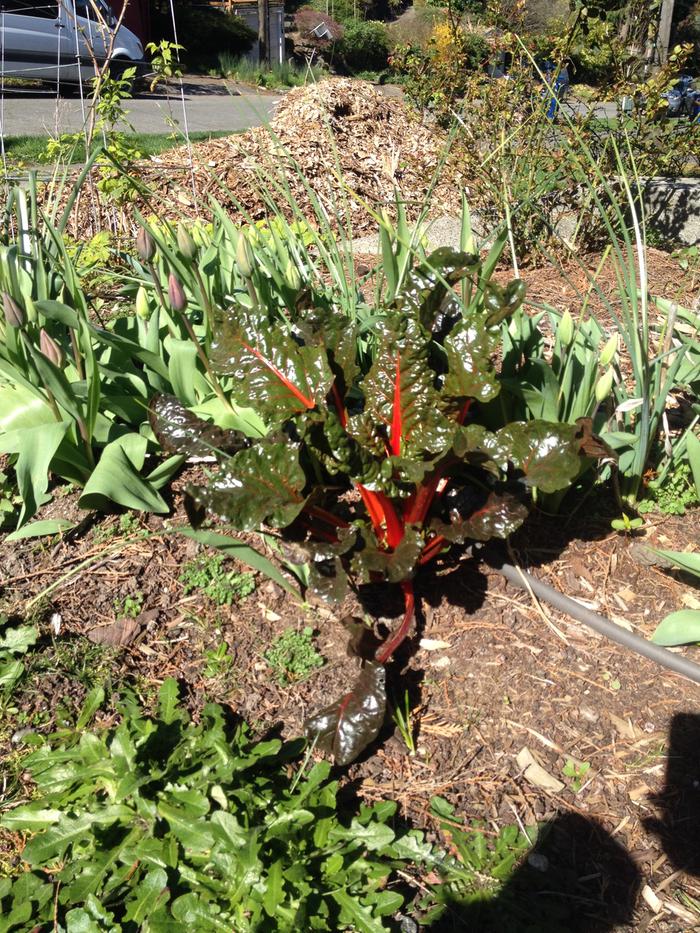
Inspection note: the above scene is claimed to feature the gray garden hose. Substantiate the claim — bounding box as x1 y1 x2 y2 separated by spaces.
490 558 700 686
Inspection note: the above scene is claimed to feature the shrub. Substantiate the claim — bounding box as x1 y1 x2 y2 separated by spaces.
294 6 344 42
568 17 617 85
151 3 255 71
339 20 392 73
390 23 489 119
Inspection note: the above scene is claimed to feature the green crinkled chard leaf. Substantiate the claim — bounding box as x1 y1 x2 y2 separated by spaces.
496 420 587 493
209 313 334 423
186 442 308 531
452 423 509 475
483 278 527 327
149 393 248 458
306 412 380 487
431 491 529 542
442 316 501 404
294 305 360 395
304 661 386 766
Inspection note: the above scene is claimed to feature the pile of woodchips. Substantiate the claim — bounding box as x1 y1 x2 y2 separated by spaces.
135 78 462 233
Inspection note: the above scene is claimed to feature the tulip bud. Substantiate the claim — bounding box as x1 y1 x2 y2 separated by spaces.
168 273 187 312
39 328 64 367
3 292 25 328
236 232 255 279
599 333 618 367
595 367 614 403
177 224 197 262
25 295 37 323
135 285 150 320
284 258 301 292
192 223 207 248
135 227 156 263
558 310 574 347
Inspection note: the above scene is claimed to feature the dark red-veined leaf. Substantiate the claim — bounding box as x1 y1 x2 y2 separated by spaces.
149 394 247 457
342 616 384 661
353 315 453 460
304 661 386 766
496 420 587 493
351 526 423 583
575 417 616 460
394 247 480 331
293 527 357 603
185 442 308 531
430 490 529 542
210 313 334 423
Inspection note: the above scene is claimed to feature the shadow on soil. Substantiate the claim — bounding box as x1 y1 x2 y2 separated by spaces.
426 812 641 932
645 712 700 878
425 712 700 931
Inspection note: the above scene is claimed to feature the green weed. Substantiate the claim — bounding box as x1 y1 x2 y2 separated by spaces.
115 592 144 619
203 642 234 679
0 680 448 927
264 627 324 685
179 553 256 606
562 759 591 793
638 462 699 515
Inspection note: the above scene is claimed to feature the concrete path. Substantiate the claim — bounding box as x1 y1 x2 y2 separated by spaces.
0 77 279 137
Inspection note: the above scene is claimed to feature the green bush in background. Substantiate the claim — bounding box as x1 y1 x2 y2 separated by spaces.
339 19 393 72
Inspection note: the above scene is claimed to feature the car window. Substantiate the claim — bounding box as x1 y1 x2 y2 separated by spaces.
0 0 57 16
72 0 103 20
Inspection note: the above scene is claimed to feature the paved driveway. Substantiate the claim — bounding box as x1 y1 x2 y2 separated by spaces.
0 77 279 137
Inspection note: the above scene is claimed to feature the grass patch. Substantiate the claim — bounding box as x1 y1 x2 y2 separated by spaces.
215 54 324 89
3 131 232 165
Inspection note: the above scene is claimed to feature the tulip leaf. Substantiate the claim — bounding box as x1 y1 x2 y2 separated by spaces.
652 610 700 647
0 421 69 526
79 435 168 514
5 519 76 541
650 548 700 580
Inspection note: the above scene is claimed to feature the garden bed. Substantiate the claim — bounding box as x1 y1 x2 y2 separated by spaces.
2 469 700 930
2 238 699 928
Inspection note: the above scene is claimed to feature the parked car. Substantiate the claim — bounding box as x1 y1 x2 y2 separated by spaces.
665 74 700 121
0 0 146 88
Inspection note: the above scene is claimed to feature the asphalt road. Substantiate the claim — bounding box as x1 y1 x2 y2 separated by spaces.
0 78 278 137
0 78 621 140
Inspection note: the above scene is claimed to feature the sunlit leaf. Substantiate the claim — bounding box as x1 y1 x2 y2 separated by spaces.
652 610 700 646
185 443 308 530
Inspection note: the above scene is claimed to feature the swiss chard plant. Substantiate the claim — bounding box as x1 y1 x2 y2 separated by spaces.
152 246 606 764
